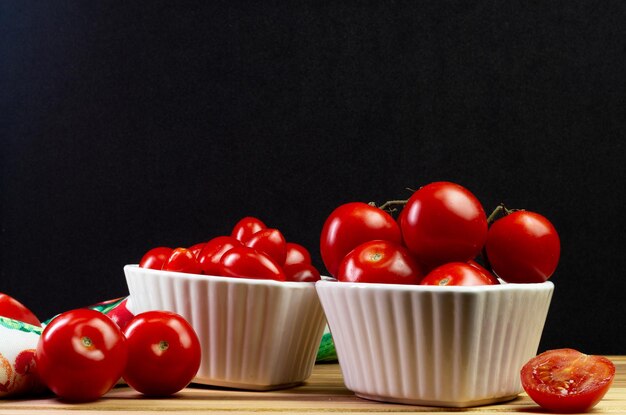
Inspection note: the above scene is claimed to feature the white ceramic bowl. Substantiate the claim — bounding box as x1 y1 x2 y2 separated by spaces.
316 279 554 407
124 265 327 390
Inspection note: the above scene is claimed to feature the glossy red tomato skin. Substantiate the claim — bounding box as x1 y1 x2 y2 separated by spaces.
231 216 266 242
321 202 402 279
337 240 424 284
521 348 615 413
284 242 312 266
0 293 41 326
139 247 173 270
485 211 560 283
467 260 500 284
197 236 242 276
188 242 206 258
284 263 321 282
400 182 488 269
220 246 286 281
162 247 202 274
35 309 128 402
420 262 497 286
123 311 201 396
105 298 135 331
244 228 287 265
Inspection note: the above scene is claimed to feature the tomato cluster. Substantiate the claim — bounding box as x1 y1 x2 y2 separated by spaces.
139 216 320 282
35 308 201 401
321 181 560 286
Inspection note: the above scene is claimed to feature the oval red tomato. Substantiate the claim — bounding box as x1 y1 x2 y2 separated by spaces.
35 308 128 402
420 262 497 286
321 202 402 279
284 263 321 282
400 182 487 269
337 240 423 284
231 216 266 242
244 228 287 265
485 210 560 283
139 247 173 270
123 311 201 396
197 236 242 276
0 293 41 326
105 298 135 331
284 242 312 266
220 246 286 281
188 242 206 258
162 247 202 275
521 348 615 413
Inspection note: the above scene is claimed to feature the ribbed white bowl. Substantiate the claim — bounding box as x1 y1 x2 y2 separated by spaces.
124 265 327 390
316 279 554 407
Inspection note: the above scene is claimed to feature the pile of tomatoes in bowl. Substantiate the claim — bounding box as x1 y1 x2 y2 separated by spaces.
320 181 561 286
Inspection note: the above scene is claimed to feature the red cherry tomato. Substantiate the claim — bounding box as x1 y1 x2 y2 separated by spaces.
105 298 135 331
321 202 402 278
139 247 173 270
284 263 321 282
197 236 242 276
35 309 128 402
188 242 206 258
244 228 287 265
467 260 500 284
123 311 201 396
521 348 615 413
162 247 202 275
0 293 41 326
420 262 497 286
400 182 487 269
284 242 312 266
337 240 424 284
231 216 266 242
485 210 560 283
220 246 286 281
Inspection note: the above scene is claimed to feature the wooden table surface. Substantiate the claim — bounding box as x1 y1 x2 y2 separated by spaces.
2 357 625 414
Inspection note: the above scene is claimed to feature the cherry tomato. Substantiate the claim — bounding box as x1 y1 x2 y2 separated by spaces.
420 262 497 286
400 182 487 269
188 242 206 258
220 246 286 281
231 216 266 242
284 242 312 266
197 236 242 276
139 247 173 270
337 240 423 284
0 293 41 326
35 308 128 402
467 260 500 284
244 228 287 265
123 311 201 396
485 210 560 283
162 247 202 274
105 298 135 331
521 348 615 413
284 263 321 282
321 202 402 278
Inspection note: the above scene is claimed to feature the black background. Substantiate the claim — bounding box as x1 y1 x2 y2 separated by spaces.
1 2 625 354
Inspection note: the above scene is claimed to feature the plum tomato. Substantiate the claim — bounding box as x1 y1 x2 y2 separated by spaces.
123 311 201 396
485 210 560 283
139 247 173 270
162 247 202 275
321 202 402 279
337 240 424 284
284 242 312 266
0 293 41 326
244 228 287 265
220 246 286 281
35 308 128 402
420 262 497 286
231 216 266 242
400 182 487 269
197 236 242 276
105 298 135 331
188 242 206 258
521 348 615 413
284 263 321 282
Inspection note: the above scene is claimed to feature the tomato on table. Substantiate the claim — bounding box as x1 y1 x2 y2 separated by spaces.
231 216 266 242
139 247 173 270
321 202 402 279
123 311 201 396
420 262 498 286
521 348 615 413
337 240 423 284
485 210 560 283
0 293 41 326
35 309 128 402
